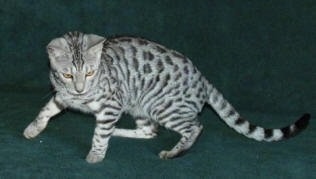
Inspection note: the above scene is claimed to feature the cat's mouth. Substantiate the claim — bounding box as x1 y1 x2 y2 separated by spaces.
68 90 88 97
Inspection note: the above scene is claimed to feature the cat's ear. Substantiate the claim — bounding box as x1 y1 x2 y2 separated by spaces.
84 34 106 58
47 38 71 69
46 37 70 58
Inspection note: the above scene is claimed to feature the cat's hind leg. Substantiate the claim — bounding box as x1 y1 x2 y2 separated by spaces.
158 116 203 159
112 117 158 139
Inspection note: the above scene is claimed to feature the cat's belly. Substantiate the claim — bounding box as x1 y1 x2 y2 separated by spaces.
125 104 150 119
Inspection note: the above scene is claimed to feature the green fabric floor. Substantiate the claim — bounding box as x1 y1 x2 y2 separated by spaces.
1 1 315 178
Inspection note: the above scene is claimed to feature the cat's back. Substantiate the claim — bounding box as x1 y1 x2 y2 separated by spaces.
103 36 200 77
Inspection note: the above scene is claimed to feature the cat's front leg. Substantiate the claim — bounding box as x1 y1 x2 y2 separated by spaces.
23 96 64 139
86 102 122 163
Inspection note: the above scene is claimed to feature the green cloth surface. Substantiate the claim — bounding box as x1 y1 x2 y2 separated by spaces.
0 0 315 178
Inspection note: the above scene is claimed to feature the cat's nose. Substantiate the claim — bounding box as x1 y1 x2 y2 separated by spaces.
75 82 85 93
74 73 85 93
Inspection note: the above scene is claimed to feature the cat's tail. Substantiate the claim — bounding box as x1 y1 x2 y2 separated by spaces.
206 84 310 142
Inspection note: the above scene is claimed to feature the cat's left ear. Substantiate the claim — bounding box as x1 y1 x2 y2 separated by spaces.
84 34 106 59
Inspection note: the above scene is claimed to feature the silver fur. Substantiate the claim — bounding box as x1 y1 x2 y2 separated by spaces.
24 32 309 163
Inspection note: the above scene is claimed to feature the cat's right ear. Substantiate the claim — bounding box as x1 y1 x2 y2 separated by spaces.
47 38 71 70
46 37 69 58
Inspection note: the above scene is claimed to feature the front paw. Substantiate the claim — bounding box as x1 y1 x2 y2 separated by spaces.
86 151 105 164
23 122 44 139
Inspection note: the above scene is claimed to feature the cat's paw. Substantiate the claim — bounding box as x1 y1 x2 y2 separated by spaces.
23 122 43 139
143 132 157 139
159 150 177 159
86 151 105 164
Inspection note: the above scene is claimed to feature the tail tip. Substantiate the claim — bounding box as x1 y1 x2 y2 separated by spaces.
296 113 311 130
282 113 311 139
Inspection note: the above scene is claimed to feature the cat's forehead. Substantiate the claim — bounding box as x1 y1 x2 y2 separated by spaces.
63 32 85 51
61 32 83 70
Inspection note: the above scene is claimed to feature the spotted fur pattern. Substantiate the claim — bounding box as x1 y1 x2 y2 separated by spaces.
24 31 310 163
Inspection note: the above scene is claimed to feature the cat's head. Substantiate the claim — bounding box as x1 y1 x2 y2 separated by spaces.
47 31 105 95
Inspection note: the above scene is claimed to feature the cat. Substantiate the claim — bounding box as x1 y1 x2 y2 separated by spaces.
23 31 310 163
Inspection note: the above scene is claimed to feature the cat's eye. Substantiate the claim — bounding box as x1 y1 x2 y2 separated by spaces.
86 71 95 77
63 73 73 79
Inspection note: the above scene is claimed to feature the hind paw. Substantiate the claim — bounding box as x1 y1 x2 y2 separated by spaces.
159 150 177 159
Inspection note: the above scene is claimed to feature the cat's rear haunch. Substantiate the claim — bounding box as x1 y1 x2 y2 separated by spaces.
23 31 310 163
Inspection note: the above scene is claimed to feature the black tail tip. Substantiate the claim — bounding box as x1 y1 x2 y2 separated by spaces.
295 113 311 130
281 113 310 139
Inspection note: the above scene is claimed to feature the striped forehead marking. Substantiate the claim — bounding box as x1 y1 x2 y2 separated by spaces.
63 32 85 71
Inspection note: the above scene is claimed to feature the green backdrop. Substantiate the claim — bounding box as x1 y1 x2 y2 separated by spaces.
0 0 315 178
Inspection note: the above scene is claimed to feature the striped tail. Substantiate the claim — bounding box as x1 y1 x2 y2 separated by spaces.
206 85 310 142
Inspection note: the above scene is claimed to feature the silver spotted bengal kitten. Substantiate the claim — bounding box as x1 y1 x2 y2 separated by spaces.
23 31 310 163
